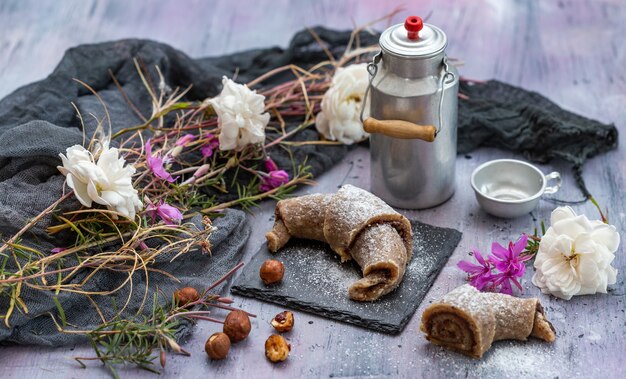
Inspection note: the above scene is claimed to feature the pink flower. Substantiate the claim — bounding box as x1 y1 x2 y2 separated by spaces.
146 139 177 183
457 249 494 290
488 234 531 295
264 157 279 172
51 247 66 254
145 200 183 225
260 170 289 192
259 157 289 192
457 234 531 295
201 135 220 158
175 134 197 147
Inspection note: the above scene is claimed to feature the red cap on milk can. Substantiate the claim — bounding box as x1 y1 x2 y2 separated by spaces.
404 16 423 40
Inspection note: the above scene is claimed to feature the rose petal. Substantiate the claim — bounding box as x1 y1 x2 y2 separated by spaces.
590 223 620 252
550 206 577 224
67 175 92 207
552 214 593 239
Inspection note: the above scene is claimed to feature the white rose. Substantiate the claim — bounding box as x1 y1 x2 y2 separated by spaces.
316 63 369 145
58 142 142 219
210 76 270 151
532 206 619 300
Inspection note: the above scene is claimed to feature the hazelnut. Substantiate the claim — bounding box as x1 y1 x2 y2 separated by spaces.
271 311 294 333
205 332 230 360
259 259 285 285
265 334 290 362
174 287 200 306
223 310 251 343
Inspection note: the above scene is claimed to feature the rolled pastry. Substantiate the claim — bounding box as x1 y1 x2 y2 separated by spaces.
265 185 413 301
420 284 556 358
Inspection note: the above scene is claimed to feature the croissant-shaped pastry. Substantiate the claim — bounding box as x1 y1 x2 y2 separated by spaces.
420 284 556 358
265 185 413 301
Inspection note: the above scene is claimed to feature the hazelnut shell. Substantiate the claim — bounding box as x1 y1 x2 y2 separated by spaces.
174 287 200 306
223 310 251 343
259 259 285 285
205 332 230 360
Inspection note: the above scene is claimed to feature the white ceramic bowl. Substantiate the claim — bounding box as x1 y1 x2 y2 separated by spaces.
470 159 561 218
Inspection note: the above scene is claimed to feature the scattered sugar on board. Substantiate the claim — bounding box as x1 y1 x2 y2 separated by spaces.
278 221 454 311
282 243 363 303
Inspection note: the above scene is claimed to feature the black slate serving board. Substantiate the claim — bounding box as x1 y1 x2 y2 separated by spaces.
231 220 462 334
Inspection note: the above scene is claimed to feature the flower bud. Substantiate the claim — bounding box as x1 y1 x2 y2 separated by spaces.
175 134 196 147
160 350 167 368
170 145 183 158
260 170 289 192
264 157 279 172
194 164 211 178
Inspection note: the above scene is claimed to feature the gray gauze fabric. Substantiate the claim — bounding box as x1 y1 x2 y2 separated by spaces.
0 56 253 345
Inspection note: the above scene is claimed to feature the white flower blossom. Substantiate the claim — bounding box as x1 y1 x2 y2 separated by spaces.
210 76 270 151
316 63 369 144
532 206 620 300
58 142 142 219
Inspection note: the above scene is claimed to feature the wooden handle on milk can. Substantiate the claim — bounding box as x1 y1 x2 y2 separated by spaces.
363 117 436 142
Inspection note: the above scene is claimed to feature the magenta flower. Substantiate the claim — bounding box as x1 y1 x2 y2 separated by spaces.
457 234 531 295
145 200 183 225
175 134 197 147
259 157 289 192
264 157 279 172
260 170 289 192
51 247 66 254
457 249 494 290
201 135 220 158
488 234 531 295
146 139 177 182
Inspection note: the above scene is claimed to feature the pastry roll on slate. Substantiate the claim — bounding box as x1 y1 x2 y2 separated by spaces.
420 285 556 358
265 185 413 301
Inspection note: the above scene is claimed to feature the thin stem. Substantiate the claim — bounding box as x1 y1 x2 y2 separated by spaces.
165 310 213 323
185 315 224 323
204 302 257 318
205 262 244 292
170 166 202 176
264 121 313 149
588 196 608 223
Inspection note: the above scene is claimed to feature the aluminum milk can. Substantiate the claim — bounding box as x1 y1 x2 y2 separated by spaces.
363 16 459 209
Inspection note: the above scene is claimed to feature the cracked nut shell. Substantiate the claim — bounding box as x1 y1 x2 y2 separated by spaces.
174 287 200 306
223 310 251 343
205 332 230 360
265 334 290 362
259 259 285 285
271 311 294 333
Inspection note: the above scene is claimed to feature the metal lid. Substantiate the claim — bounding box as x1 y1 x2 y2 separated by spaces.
379 16 447 58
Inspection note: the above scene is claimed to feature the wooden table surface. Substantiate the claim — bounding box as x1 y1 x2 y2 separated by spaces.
1 0 625 378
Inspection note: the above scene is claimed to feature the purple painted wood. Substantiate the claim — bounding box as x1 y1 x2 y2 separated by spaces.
0 0 624 378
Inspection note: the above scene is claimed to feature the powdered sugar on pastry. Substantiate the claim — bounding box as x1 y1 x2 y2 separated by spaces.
420 284 556 358
265 185 413 301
